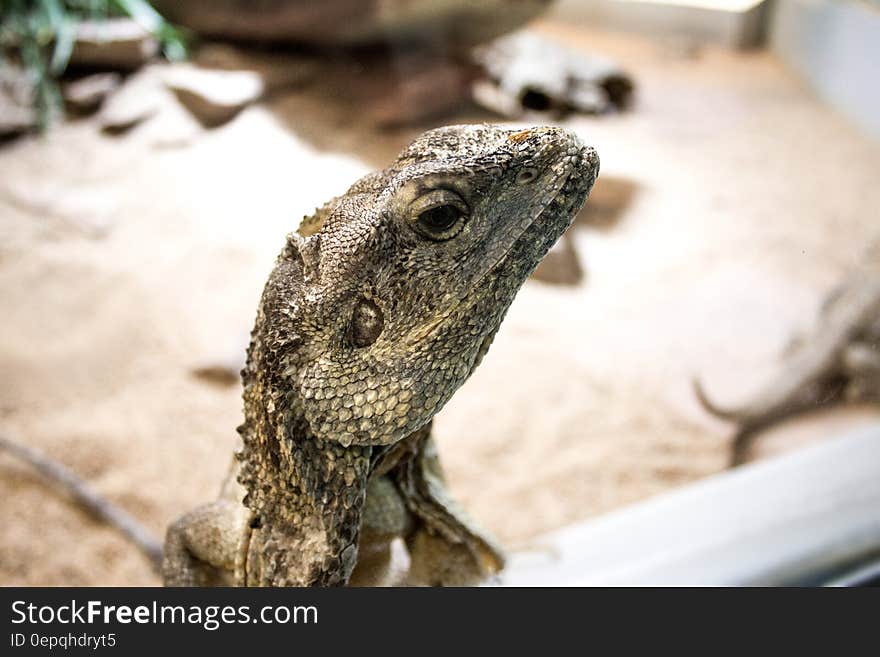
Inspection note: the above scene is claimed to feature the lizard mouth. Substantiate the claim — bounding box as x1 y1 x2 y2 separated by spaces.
481 141 599 287
542 141 600 226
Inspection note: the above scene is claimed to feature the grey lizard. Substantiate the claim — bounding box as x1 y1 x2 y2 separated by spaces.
163 124 599 586
695 245 880 466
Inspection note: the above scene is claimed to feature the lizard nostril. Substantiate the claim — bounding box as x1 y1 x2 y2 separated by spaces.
516 168 538 185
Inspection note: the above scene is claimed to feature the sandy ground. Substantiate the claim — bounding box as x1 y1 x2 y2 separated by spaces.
2 22 879 586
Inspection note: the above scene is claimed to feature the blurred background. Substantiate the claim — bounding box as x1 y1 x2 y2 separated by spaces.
1 0 879 585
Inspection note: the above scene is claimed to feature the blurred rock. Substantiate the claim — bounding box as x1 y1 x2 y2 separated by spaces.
0 180 119 239
573 176 638 232
63 73 122 115
98 67 165 133
0 65 37 136
191 365 240 387
162 65 264 128
531 234 583 286
194 43 317 92
152 0 551 47
370 56 476 127
96 66 203 147
190 334 249 387
473 31 634 117
70 19 160 70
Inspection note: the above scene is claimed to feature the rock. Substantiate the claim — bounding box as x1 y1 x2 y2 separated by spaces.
190 333 249 387
531 234 583 286
194 43 317 92
162 64 264 127
191 365 241 386
70 19 160 70
0 179 120 239
98 67 165 133
370 55 477 127
96 65 203 146
139 101 203 149
574 176 639 231
0 65 37 136
473 31 635 118
63 73 122 115
152 0 552 47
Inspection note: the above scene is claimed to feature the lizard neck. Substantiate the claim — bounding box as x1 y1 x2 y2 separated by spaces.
235 352 371 585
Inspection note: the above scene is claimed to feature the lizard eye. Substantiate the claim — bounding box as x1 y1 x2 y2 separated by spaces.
409 189 469 241
419 205 461 233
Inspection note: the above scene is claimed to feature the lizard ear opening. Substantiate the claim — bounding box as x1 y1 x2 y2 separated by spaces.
347 297 384 348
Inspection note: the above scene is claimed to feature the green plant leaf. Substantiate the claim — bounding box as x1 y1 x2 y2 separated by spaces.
111 0 164 33
3 0 188 131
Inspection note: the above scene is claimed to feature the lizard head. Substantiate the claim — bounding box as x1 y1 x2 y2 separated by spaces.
262 124 598 447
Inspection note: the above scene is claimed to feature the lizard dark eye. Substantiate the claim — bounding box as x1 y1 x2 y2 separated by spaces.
419 205 461 232
409 189 469 241
516 168 539 185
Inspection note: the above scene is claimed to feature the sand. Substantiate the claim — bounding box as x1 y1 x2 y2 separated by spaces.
1 22 879 585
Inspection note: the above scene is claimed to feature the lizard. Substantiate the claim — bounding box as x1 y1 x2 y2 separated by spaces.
694 245 880 466
2 123 599 586
162 123 599 587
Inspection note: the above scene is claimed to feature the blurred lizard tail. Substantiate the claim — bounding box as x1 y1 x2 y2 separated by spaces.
691 378 744 421
0 434 163 573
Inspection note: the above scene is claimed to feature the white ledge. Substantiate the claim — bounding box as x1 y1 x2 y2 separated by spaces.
503 424 880 586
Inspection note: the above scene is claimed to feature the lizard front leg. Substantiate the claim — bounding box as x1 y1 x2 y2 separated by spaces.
163 499 250 586
391 431 504 586
162 462 252 586
164 443 372 587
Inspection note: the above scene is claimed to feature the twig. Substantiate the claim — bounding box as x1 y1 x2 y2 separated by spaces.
0 433 163 572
